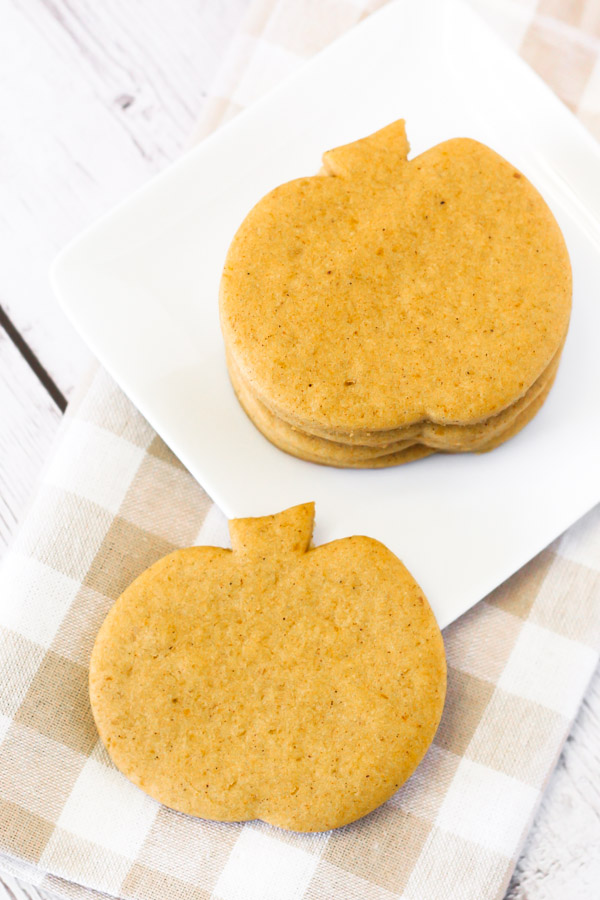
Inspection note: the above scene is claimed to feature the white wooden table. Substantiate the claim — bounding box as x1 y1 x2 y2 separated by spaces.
0 2 598 898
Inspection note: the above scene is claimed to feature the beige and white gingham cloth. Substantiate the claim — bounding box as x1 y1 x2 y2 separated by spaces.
2 2 600 899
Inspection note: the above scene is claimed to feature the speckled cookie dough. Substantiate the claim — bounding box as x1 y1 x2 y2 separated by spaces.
89 503 446 831
220 120 571 450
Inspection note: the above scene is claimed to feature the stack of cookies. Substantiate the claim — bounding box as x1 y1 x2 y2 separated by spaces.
220 121 571 468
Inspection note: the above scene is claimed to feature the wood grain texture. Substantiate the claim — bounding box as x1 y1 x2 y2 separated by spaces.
0 873 56 900
0 330 62 554
0 0 249 398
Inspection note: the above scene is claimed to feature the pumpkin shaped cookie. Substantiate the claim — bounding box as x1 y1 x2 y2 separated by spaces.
220 120 571 460
89 503 446 831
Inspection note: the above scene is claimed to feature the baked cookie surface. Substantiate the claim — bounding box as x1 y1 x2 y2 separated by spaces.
220 121 571 434
89 503 446 831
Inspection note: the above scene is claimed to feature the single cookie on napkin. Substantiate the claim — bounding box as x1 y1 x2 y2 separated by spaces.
89 503 446 831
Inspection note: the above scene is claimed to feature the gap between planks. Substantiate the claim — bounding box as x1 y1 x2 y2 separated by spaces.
0 328 63 555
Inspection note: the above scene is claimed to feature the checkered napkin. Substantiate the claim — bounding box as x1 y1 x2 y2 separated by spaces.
2 2 600 899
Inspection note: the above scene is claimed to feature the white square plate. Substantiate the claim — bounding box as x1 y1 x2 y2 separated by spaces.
52 0 600 629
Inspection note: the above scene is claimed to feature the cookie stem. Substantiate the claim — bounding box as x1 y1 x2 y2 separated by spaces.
321 119 409 180
229 503 315 560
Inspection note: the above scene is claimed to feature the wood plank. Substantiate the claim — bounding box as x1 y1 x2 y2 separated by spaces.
0 873 56 900
0 0 250 399
0 329 62 554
